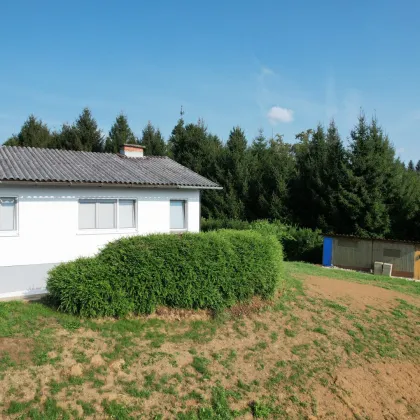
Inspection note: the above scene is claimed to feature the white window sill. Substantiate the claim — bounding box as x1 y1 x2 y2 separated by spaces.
77 229 138 236
0 231 19 237
170 229 188 234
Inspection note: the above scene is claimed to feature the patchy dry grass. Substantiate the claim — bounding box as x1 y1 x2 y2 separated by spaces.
0 262 420 418
288 261 420 297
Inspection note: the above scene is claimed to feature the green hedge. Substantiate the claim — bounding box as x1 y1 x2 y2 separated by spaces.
280 224 323 263
202 218 323 264
47 230 283 317
200 218 250 232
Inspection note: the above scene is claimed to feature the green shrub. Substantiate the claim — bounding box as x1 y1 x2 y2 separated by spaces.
47 230 283 317
202 218 323 263
250 220 294 242
201 218 250 232
47 258 134 318
281 225 322 263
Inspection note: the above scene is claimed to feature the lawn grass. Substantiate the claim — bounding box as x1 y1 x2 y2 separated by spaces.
0 263 419 418
286 261 420 297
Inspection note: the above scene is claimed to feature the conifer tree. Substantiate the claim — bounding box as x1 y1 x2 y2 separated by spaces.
290 125 328 229
140 122 166 156
74 108 104 152
4 115 53 148
105 114 137 153
58 124 83 150
343 114 393 237
170 118 210 173
388 160 420 239
248 129 268 219
223 127 249 219
323 120 352 233
168 116 186 160
265 134 295 221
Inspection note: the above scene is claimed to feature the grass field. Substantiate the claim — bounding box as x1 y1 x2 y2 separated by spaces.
0 262 419 419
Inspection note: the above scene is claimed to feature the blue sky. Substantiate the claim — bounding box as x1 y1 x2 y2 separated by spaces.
1 0 419 160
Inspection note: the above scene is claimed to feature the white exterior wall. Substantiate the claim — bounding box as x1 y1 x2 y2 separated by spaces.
0 185 200 297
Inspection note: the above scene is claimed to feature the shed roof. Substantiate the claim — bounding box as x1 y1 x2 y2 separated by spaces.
325 233 419 245
0 146 221 189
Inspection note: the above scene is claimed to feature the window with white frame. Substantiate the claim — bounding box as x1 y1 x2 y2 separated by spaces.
119 199 136 228
170 200 186 230
0 197 17 231
78 199 136 230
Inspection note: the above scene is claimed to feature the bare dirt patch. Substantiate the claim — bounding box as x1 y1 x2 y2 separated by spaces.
0 338 33 364
333 362 420 419
134 296 270 321
226 295 272 318
304 274 420 310
151 306 212 321
310 362 420 419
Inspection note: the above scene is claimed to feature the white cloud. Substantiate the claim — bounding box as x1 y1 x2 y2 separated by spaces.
267 106 294 124
261 66 274 76
396 147 405 154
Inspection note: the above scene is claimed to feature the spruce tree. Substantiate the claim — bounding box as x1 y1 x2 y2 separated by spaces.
168 117 186 160
408 160 415 171
344 114 393 237
323 120 352 233
248 129 269 219
170 119 208 173
168 115 224 218
58 124 83 150
265 134 295 221
3 135 19 146
388 160 420 239
199 134 225 219
290 125 328 230
140 122 166 156
4 115 53 148
105 114 137 153
74 108 104 152
223 127 249 219
251 129 267 155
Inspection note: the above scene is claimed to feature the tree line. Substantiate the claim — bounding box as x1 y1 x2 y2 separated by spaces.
4 108 167 156
4 107 420 241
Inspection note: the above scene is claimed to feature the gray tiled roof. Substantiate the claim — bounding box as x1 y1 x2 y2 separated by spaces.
0 146 221 189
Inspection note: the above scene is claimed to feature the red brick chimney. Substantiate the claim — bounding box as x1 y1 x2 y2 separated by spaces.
120 144 145 157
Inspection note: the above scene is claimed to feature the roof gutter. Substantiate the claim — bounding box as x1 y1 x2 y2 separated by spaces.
177 185 223 190
0 180 223 190
325 233 418 245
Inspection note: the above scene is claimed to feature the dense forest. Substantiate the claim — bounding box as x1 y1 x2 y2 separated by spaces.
3 108 420 241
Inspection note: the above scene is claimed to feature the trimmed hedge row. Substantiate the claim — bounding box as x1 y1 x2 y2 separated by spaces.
47 230 283 318
201 218 323 264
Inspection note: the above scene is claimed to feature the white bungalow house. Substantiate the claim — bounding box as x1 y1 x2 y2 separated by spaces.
0 144 221 299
